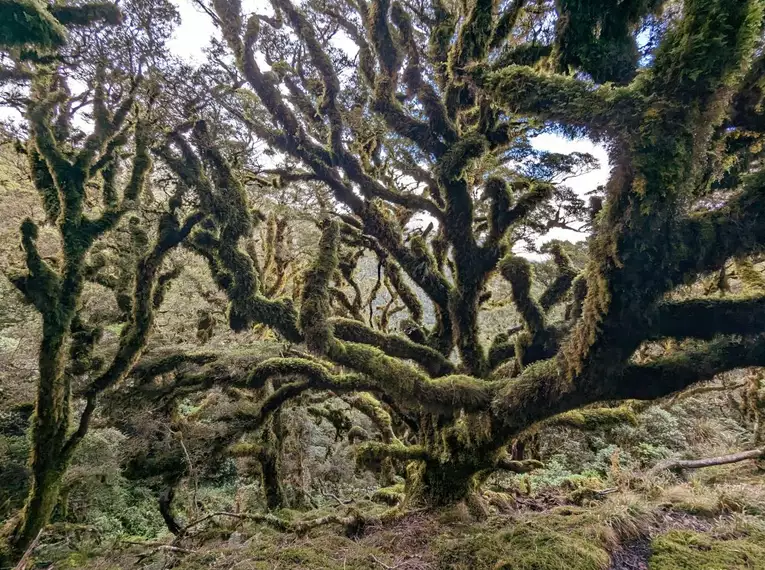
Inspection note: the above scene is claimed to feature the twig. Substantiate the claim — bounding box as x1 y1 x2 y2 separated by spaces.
174 428 199 518
317 483 354 506
668 382 746 405
370 554 404 569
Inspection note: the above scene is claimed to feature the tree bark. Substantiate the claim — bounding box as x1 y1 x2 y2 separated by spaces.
649 447 765 476
260 447 285 511
405 461 479 506
2 317 75 564
158 486 183 536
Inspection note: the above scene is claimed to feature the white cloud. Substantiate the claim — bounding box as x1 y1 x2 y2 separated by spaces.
530 133 610 245
168 0 220 62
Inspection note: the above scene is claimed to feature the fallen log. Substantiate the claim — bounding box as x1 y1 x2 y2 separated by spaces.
649 447 765 476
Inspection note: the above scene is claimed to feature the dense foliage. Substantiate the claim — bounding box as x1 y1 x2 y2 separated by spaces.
2 0 765 567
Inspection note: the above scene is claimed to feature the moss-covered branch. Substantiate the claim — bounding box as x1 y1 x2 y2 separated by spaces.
157 122 302 342
651 297 765 341
129 351 220 383
346 392 397 444
331 317 455 377
672 171 765 286
539 244 578 312
64 211 204 460
544 405 638 430
493 453 543 474
356 441 430 465
182 509 373 537
497 255 563 367
8 219 60 312
610 335 765 401
477 65 642 137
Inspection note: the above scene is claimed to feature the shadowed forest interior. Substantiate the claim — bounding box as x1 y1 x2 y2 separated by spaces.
2 0 765 568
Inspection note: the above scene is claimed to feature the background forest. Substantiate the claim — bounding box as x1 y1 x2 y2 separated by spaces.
2 0 765 568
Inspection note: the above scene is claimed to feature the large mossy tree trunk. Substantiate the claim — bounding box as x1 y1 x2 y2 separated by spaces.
2 59 170 563
405 461 480 506
260 446 286 511
2 240 86 563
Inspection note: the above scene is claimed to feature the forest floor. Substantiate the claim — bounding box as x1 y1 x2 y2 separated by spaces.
33 462 765 570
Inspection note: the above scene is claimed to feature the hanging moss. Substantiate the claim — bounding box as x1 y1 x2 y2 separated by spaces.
566 275 588 321
0 0 67 49
449 0 494 76
552 0 664 84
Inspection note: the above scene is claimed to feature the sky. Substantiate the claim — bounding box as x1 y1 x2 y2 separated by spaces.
168 0 218 62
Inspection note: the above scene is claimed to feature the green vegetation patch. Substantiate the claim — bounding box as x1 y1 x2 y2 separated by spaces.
173 529 390 570
649 529 765 570
435 520 610 570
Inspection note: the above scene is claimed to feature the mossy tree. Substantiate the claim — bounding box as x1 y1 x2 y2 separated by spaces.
146 0 765 508
0 0 202 563
0 0 122 83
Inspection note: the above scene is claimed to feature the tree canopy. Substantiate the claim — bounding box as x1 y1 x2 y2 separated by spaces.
2 0 765 565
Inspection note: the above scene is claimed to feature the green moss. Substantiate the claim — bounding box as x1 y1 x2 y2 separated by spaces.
371 484 405 505
552 0 662 84
549 406 638 430
348 393 396 443
539 243 578 311
650 529 765 570
435 520 610 570
383 260 423 322
356 441 428 465
480 64 642 137
499 255 545 335
488 332 516 370
735 257 765 294
448 0 493 75
0 0 67 49
300 220 339 354
331 318 455 377
49 3 122 27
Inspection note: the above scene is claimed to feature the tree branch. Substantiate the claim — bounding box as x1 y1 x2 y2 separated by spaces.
649 447 765 476
651 296 765 341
